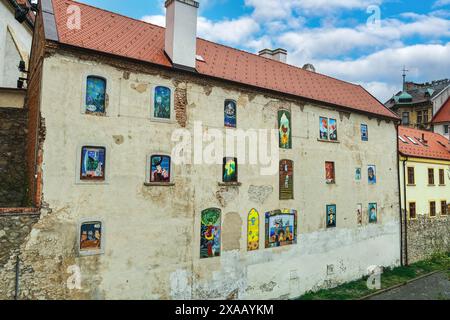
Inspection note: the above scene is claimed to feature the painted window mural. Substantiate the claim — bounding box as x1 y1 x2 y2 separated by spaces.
355 167 362 181
278 110 292 149
325 162 336 184
361 124 368 141
247 209 259 251
357 203 363 225
224 99 237 128
80 146 105 181
150 155 171 183
319 117 338 141
265 209 297 248
369 203 378 223
79 221 102 253
85 76 106 115
200 208 221 259
223 157 238 183
153 86 171 119
368 165 377 184
279 160 294 200
326 204 337 228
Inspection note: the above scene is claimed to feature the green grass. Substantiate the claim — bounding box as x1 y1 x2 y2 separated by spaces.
297 252 450 300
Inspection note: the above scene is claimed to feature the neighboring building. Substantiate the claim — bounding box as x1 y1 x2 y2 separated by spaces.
1 0 402 300
0 0 33 108
398 126 450 264
386 77 450 130
431 95 450 141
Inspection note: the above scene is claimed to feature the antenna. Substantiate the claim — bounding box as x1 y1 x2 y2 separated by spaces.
402 66 409 91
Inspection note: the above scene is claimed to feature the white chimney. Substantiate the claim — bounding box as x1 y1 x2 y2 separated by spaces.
258 48 287 63
165 0 199 70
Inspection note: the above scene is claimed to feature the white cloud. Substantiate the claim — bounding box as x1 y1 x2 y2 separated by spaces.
141 15 165 27
433 0 450 8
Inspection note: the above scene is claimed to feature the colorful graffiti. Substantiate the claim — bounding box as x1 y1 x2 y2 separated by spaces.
361 124 368 141
265 209 297 248
369 203 378 223
326 204 337 228
325 162 335 184
329 118 337 141
80 221 102 251
200 208 221 259
80 146 105 180
278 110 292 149
223 157 238 183
224 100 237 128
150 155 171 183
85 76 106 114
247 209 260 251
319 117 328 140
357 203 363 225
355 167 362 181
154 86 171 119
279 160 294 200
368 165 377 184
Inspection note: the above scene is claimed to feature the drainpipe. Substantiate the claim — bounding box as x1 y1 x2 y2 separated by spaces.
14 255 20 300
396 125 403 267
402 157 409 266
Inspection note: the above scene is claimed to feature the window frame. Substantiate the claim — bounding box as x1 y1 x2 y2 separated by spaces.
145 154 174 186
444 124 449 134
440 200 447 216
325 161 336 184
222 157 239 184
279 159 294 200
224 99 237 128
77 145 108 184
439 169 445 186
318 116 339 142
428 168 435 186
77 219 105 256
402 112 410 125
408 201 417 220
429 200 437 217
361 124 368 141
407 166 415 185
150 84 176 123
81 74 109 116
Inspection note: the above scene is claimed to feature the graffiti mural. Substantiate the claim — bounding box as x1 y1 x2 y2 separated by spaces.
361 124 368 141
369 203 378 223
325 162 335 184
279 160 294 200
154 86 171 119
368 165 377 184
223 157 238 183
200 208 221 259
265 209 297 248
326 204 337 228
80 146 105 180
224 99 237 128
357 203 363 225
355 167 362 181
247 209 259 251
278 110 292 149
319 117 328 140
329 118 337 141
80 221 102 252
85 76 106 114
150 155 171 183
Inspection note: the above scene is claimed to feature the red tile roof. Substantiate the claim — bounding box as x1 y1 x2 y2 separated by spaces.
48 0 399 120
398 126 450 161
432 97 450 124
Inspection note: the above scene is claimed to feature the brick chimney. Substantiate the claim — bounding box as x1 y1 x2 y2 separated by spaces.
165 0 199 70
258 48 287 63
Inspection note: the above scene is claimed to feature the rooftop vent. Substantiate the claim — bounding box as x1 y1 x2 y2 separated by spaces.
258 48 287 63
302 63 316 73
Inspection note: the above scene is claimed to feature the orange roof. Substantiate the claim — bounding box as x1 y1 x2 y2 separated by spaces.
432 97 450 124
47 0 399 120
398 126 450 161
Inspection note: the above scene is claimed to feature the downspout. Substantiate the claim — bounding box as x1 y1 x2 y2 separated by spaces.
14 255 20 300
396 124 403 266
402 157 408 266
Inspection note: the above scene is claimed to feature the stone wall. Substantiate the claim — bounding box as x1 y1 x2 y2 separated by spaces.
406 215 450 264
0 107 28 207
0 210 40 300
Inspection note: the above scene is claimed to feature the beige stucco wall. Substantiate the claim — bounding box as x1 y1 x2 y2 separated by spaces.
0 88 25 108
12 53 401 300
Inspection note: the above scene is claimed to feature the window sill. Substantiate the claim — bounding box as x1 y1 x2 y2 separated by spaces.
439 184 446 186
144 182 176 187
149 117 177 124
407 184 416 187
428 184 436 187
218 182 242 187
317 138 340 144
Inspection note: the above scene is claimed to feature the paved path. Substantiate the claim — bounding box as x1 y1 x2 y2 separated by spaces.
369 272 450 300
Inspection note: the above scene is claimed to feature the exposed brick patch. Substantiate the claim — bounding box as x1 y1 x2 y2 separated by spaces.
174 83 188 127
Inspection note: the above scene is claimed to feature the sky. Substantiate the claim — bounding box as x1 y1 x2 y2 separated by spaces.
78 0 450 102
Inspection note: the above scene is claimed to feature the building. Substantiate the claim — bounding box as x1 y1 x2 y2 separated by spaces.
0 0 402 300
431 94 450 140
386 77 450 130
398 126 450 264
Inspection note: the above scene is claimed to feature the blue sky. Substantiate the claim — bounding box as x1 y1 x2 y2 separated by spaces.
78 0 450 101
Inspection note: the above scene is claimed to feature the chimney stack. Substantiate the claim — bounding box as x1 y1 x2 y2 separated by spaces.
165 0 199 70
258 48 287 63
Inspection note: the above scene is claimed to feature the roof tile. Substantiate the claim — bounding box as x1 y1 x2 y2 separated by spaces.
399 126 450 161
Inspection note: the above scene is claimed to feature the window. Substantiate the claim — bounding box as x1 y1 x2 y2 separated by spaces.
439 169 445 185
423 110 429 124
361 124 368 141
417 111 423 124
278 110 292 149
368 203 377 223
430 201 436 217
398 136 407 143
326 205 337 228
402 112 410 125
406 136 419 145
265 209 297 248
79 221 104 255
247 209 259 251
153 86 171 120
409 202 416 219
407 167 415 185
80 146 106 181
319 117 338 141
223 157 238 183
325 162 336 184
279 160 294 200
355 168 362 181
224 99 237 128
441 201 447 216
149 155 171 183
368 165 377 185
200 208 221 259
428 168 435 185
444 125 449 134
85 76 106 115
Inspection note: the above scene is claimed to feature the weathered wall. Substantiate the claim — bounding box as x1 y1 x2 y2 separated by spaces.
0 107 28 207
0 88 26 108
0 210 39 300
12 52 401 300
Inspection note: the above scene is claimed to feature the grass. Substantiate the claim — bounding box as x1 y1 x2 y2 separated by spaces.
297 252 450 300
